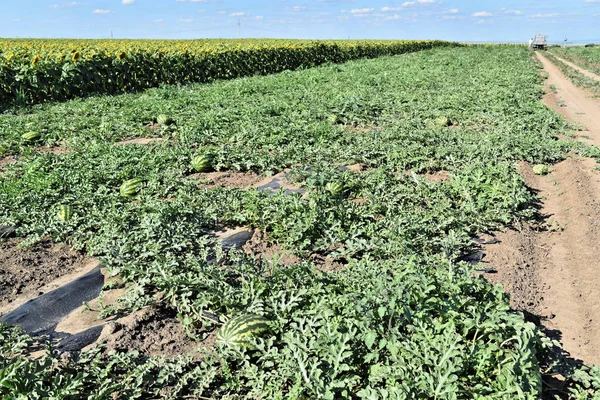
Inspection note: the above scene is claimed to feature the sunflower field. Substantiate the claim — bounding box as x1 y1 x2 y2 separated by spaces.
0 39 456 105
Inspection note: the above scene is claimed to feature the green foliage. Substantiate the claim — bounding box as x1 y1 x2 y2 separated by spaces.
544 51 600 98
549 46 600 76
0 39 457 105
0 45 598 398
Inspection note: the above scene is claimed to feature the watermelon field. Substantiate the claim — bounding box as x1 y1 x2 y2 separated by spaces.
1 41 600 398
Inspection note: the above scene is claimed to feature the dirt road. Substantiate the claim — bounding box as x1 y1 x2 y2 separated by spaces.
481 52 600 366
551 53 600 83
536 52 600 143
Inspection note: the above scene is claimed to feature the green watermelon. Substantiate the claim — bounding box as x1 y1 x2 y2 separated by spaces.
216 314 270 348
191 154 213 172
57 205 73 222
435 116 452 127
22 131 41 143
532 164 549 176
120 178 143 198
326 181 345 197
156 114 173 126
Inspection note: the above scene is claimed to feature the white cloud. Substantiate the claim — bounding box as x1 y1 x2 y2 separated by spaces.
176 0 211 2
230 12 246 16
93 9 111 14
381 6 401 12
502 8 522 15
584 0 600 3
290 5 306 11
49 2 86 9
402 0 436 6
255 15 264 20
122 0 135 4
472 11 493 17
154 18 164 22
445 8 459 14
531 13 560 18
351 8 374 14
179 17 194 22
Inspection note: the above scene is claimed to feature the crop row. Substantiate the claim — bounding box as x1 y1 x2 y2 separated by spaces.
2 46 600 398
549 45 600 76
0 39 457 105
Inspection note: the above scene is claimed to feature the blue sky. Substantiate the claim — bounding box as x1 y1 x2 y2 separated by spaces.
3 0 600 42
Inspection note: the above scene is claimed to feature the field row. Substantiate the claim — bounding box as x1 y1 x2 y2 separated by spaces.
0 39 456 105
1 46 600 398
549 45 600 76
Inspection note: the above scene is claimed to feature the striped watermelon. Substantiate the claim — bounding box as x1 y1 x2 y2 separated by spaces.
156 114 173 126
216 314 270 348
326 181 345 197
434 116 452 127
191 154 213 172
57 205 73 221
120 178 143 198
22 131 41 143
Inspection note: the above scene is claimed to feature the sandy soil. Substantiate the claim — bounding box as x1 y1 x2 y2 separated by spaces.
90 307 209 360
480 53 600 366
0 239 97 313
191 170 266 189
537 52 600 143
551 54 600 83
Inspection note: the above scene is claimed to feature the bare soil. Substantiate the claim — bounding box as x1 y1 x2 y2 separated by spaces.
422 170 451 182
480 54 600 366
36 146 71 155
243 229 345 272
191 170 265 189
0 156 17 170
243 229 302 267
91 307 208 360
345 163 370 172
0 239 93 311
476 225 546 315
537 52 600 145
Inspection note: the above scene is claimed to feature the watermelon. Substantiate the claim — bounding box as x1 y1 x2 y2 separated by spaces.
57 205 73 222
120 178 143 198
532 164 549 176
326 181 345 197
435 116 452 127
156 114 173 126
191 154 213 172
22 131 41 143
216 314 270 348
